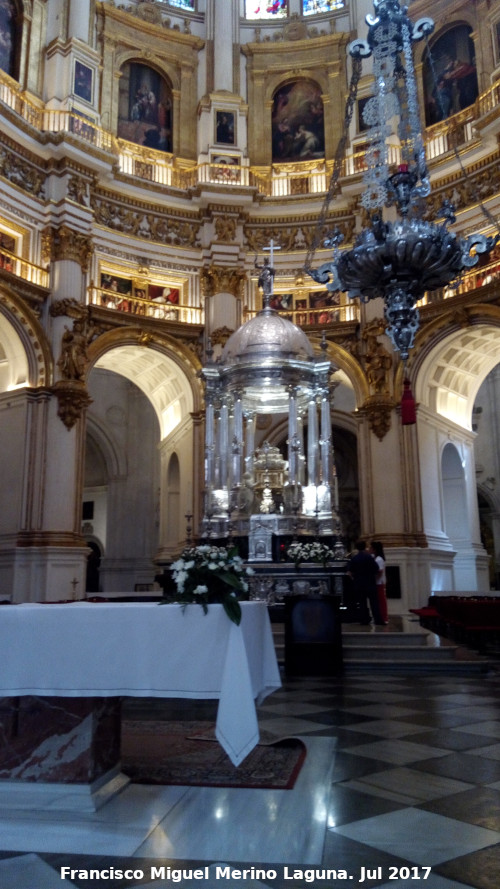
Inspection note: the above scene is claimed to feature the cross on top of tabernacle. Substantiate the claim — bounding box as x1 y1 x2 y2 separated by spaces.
255 239 281 308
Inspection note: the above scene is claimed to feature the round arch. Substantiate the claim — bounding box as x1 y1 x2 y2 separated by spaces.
309 336 369 408
412 310 500 429
87 327 203 441
0 285 52 388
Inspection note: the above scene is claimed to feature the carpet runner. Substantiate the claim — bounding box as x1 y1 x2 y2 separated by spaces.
121 719 306 789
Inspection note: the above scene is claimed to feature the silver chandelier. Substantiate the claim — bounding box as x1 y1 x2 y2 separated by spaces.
307 0 496 362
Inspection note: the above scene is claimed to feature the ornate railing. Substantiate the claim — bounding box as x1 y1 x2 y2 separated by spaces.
0 245 49 288
1 70 498 200
419 253 500 307
88 285 203 324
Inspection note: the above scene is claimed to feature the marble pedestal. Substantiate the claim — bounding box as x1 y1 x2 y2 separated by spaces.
0 696 129 812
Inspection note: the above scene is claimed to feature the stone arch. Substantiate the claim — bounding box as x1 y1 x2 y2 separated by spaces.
441 441 469 545
86 326 203 437
309 336 370 408
0 285 52 388
86 329 203 571
85 412 128 481
412 307 500 429
166 451 181 549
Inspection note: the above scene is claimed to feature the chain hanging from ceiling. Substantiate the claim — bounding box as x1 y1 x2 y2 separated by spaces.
304 0 498 365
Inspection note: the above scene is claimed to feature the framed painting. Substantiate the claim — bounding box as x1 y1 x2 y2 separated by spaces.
423 25 478 126
272 79 324 162
118 62 173 153
74 61 94 105
215 110 235 146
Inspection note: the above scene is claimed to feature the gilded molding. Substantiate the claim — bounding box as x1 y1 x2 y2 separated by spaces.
0 145 44 198
201 265 246 299
0 286 52 386
90 190 201 247
358 396 394 441
361 318 393 396
52 379 93 430
214 215 237 242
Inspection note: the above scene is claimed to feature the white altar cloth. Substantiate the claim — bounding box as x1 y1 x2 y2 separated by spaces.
0 601 281 766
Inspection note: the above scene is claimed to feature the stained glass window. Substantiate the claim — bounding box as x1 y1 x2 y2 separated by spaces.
246 1 288 20
166 0 195 10
303 0 345 15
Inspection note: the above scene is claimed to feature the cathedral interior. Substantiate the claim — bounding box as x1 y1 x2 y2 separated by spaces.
1 2 500 887
2 0 500 611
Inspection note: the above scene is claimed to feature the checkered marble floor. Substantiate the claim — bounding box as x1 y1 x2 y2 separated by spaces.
1 671 500 889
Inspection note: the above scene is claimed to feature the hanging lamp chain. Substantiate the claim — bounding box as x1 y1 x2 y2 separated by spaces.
304 52 363 275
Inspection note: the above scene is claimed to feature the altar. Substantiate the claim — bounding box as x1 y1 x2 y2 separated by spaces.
0 601 280 810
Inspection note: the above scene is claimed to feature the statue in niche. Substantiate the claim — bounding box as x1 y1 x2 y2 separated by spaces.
362 319 392 394
58 316 95 381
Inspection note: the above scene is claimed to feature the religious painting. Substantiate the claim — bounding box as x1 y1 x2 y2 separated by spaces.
148 284 179 305
0 0 17 77
69 108 96 142
495 21 500 65
147 284 180 320
309 289 340 323
272 80 324 163
210 154 241 183
245 1 288 20
303 0 345 14
73 61 93 105
215 110 235 145
423 25 478 126
269 293 293 312
0 230 15 270
118 62 173 153
100 273 133 311
357 96 371 133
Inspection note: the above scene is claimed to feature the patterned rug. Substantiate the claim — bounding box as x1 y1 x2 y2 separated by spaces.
121 719 306 789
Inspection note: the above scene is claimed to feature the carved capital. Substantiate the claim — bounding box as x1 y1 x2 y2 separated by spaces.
50 299 86 320
210 325 234 347
201 265 246 298
52 380 93 430
44 225 93 272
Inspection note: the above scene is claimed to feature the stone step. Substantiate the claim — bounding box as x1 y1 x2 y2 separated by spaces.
342 643 460 661
345 658 490 674
271 620 493 674
341 631 428 647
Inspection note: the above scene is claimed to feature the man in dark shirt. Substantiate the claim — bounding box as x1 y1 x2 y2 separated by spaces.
348 540 383 625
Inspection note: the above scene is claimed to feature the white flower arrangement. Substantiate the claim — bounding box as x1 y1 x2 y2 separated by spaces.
168 544 254 624
286 540 335 566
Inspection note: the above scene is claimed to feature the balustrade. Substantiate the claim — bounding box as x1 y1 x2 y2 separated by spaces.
88 285 203 324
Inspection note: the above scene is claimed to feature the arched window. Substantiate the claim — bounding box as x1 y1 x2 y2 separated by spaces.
272 79 324 162
303 0 345 14
245 1 288 20
118 62 173 153
0 0 18 79
423 25 478 127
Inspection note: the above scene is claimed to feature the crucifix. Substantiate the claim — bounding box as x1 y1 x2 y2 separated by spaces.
255 239 281 307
